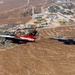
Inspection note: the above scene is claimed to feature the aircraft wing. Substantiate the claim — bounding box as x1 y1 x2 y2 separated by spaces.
50 37 68 40
0 35 15 38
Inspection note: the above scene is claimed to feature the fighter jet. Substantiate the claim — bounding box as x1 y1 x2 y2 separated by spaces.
50 37 75 44
0 29 38 44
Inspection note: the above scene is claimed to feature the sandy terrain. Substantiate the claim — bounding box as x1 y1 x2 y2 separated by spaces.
0 0 28 12
0 1 75 74
0 25 75 75
1 39 75 75
0 0 47 24
0 0 47 13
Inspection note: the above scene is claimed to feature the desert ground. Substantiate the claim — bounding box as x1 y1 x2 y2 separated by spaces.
0 0 47 24
0 0 46 13
0 0 75 75
0 26 75 75
0 0 28 12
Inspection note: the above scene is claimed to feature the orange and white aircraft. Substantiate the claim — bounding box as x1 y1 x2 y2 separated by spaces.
0 30 38 44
